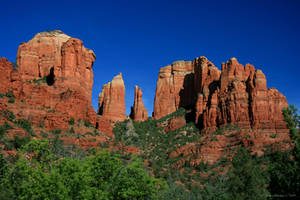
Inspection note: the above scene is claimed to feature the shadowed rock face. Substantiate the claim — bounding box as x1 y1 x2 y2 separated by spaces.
0 31 97 130
153 56 288 133
98 73 126 122
130 86 148 122
153 60 195 119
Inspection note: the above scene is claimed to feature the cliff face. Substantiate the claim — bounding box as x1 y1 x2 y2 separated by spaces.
98 73 126 122
153 56 290 164
153 61 194 119
16 30 95 101
130 86 148 122
153 56 288 133
0 31 97 130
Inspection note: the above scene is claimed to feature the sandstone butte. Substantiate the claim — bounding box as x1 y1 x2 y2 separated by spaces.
97 73 126 122
0 30 114 136
130 86 148 122
153 56 291 163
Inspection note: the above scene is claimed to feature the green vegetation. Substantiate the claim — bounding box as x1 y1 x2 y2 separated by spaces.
39 120 45 128
47 109 56 113
1 109 16 121
0 122 13 139
11 62 18 69
84 120 94 128
8 97 15 104
156 107 186 123
68 118 75 125
0 91 15 98
15 118 35 136
33 77 46 85
0 105 298 199
0 139 165 200
112 106 300 199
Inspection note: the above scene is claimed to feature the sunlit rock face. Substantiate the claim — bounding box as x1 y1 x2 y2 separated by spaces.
0 30 97 130
130 85 148 122
153 56 288 133
98 73 126 122
153 60 195 119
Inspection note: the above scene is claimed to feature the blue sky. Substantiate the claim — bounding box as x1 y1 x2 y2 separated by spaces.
1 0 299 114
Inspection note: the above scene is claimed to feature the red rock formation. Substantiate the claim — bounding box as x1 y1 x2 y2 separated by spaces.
193 56 221 125
165 117 186 132
98 73 126 122
0 31 98 131
130 86 148 122
0 58 14 94
153 60 194 119
154 56 288 135
215 59 288 132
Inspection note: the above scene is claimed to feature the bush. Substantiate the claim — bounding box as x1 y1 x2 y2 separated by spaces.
51 129 62 135
0 146 165 200
4 136 31 150
0 122 13 139
32 77 46 85
226 147 270 200
8 97 15 104
39 120 45 128
1 110 16 121
84 120 94 128
157 107 186 123
68 118 75 125
15 118 34 136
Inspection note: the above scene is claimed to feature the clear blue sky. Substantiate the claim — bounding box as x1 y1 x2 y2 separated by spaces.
1 0 299 114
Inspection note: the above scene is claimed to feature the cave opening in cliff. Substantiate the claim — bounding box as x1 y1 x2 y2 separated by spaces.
46 67 55 86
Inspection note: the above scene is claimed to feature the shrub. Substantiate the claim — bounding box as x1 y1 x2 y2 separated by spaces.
0 122 13 138
85 132 94 136
33 77 46 85
47 109 56 113
39 120 45 128
84 120 94 128
157 107 186 123
8 97 15 104
51 129 62 135
4 136 31 150
226 147 270 199
5 91 15 98
1 110 16 121
15 118 34 136
68 118 75 125
0 126 6 139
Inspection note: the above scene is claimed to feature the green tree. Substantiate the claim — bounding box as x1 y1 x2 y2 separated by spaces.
266 105 300 197
0 141 164 200
226 147 270 200
106 156 165 200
